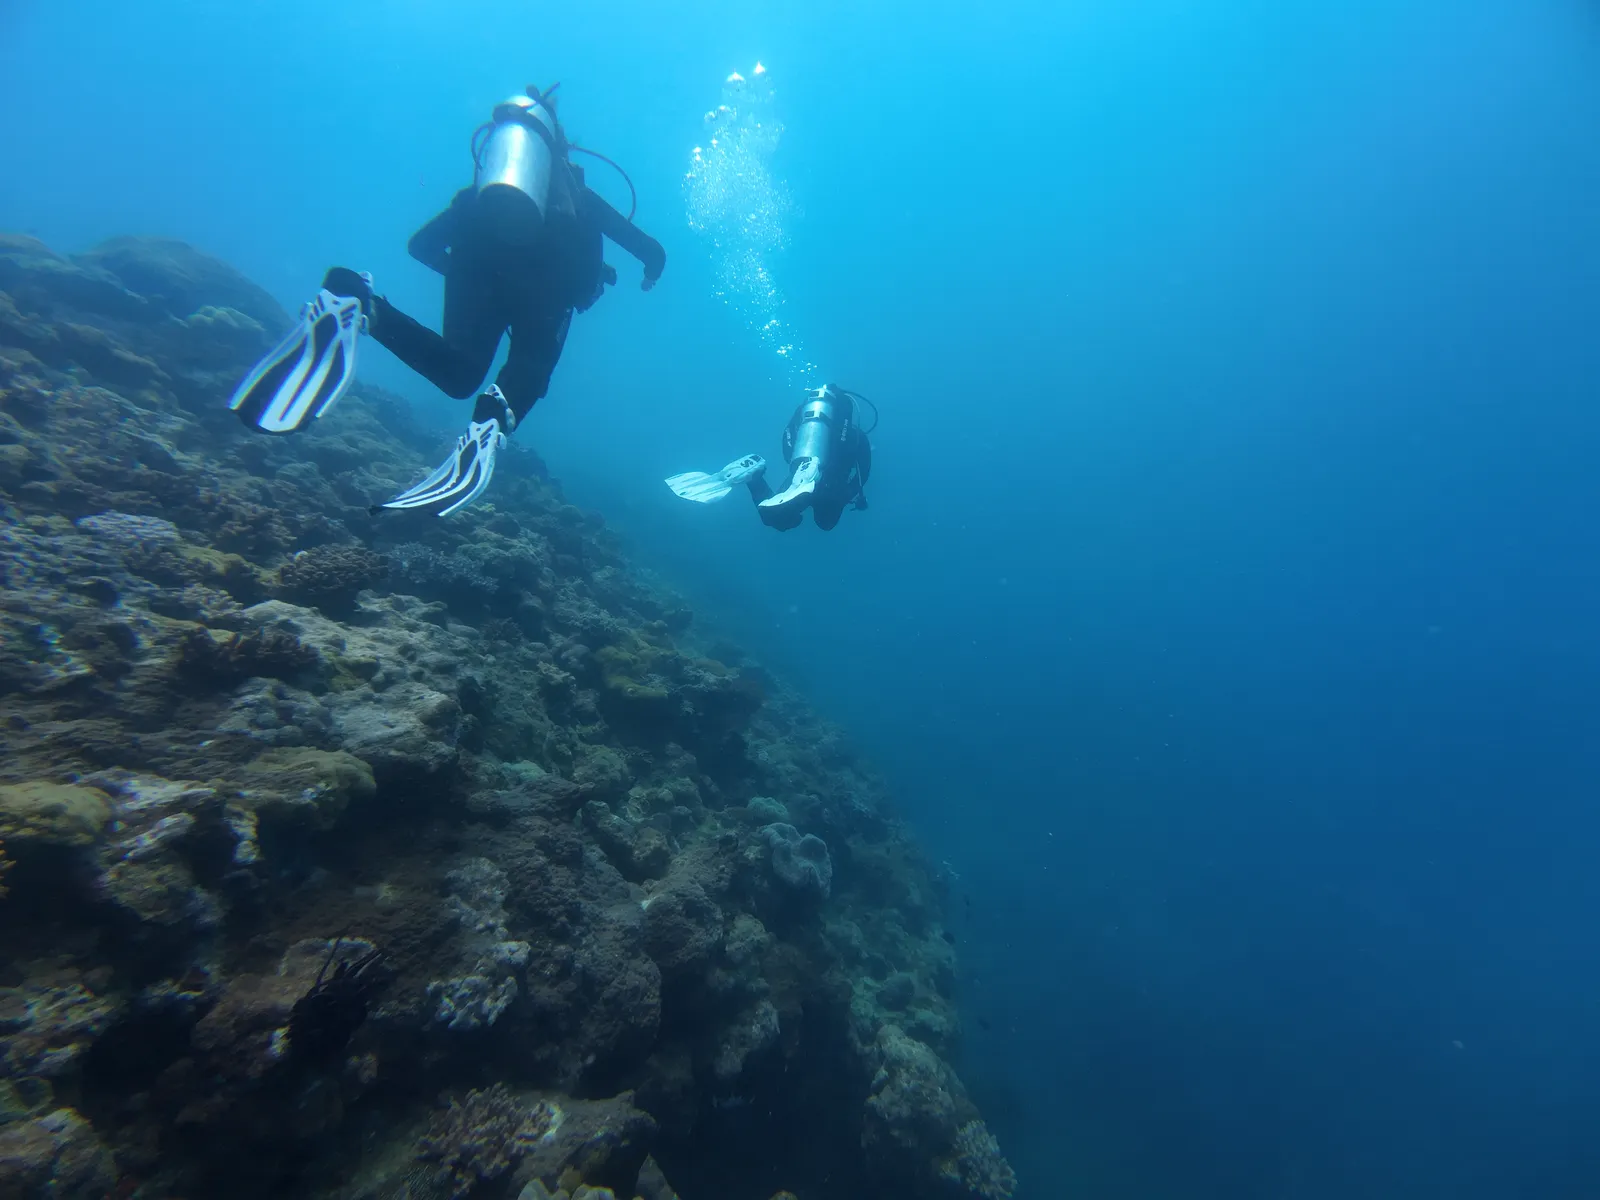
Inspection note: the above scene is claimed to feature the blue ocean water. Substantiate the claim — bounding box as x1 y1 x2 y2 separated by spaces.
4 0 1600 1195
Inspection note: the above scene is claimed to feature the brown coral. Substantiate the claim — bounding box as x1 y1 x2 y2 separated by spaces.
0 782 111 849
416 1085 557 1200
175 624 317 686
0 1106 118 1199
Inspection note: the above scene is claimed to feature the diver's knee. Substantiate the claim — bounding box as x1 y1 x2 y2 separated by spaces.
759 506 803 532
434 358 488 399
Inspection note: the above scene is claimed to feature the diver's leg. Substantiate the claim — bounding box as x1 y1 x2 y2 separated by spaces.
368 284 503 400
757 498 805 532
755 456 820 530
378 304 560 518
494 307 571 425
362 248 508 400
755 463 806 530
374 271 519 517
811 493 847 530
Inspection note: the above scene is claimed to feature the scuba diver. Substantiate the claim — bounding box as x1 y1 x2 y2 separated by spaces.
228 84 666 517
665 384 874 531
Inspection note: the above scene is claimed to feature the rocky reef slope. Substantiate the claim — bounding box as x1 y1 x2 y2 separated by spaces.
0 234 1014 1200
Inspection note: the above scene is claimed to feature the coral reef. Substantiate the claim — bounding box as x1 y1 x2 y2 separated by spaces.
0 1107 118 1200
415 1084 558 1199
0 232 1010 1199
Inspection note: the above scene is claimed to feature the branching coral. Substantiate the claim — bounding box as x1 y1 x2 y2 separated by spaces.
276 544 388 615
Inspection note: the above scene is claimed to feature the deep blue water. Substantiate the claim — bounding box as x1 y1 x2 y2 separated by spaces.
5 1 1600 1195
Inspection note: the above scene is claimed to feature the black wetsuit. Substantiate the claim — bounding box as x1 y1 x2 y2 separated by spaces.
748 400 872 531
330 163 665 426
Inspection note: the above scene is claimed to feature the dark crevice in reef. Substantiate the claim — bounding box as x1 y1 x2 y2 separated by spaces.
0 232 1015 1200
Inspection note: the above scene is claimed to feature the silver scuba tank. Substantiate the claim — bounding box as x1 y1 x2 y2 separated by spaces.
474 94 560 246
788 386 845 468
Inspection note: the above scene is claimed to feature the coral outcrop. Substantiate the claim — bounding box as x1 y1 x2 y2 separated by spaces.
0 232 1011 1199
0 1107 118 1200
759 821 834 899
415 1084 559 1198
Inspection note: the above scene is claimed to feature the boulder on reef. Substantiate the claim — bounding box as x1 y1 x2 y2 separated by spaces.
759 821 834 900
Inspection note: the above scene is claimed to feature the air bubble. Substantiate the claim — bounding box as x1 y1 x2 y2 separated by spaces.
683 64 820 390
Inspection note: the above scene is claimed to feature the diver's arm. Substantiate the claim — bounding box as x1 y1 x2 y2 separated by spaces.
584 187 666 287
407 189 470 275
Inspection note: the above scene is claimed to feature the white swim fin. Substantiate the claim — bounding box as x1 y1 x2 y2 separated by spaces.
230 285 368 434
758 457 820 509
665 454 766 503
380 418 507 517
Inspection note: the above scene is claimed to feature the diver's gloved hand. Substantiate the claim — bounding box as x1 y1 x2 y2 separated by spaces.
379 416 508 518
664 454 765 503
759 456 820 510
641 247 666 291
